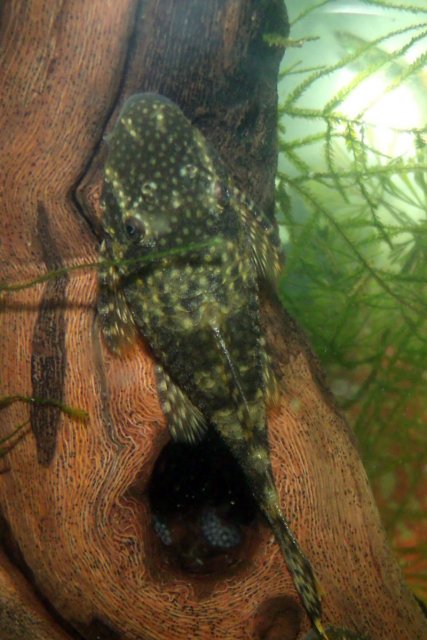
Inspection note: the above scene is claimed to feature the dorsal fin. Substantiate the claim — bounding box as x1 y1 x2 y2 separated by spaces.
260 338 280 409
97 244 137 354
231 186 283 287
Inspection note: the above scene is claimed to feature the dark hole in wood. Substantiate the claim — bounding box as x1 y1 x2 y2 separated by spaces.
74 617 122 640
147 429 260 576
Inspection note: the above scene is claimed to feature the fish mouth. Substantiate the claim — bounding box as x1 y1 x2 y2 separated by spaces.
146 429 261 576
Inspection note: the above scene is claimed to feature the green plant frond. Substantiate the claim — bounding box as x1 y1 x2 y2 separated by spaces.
281 146 311 173
323 27 427 116
0 260 97 294
278 95 427 526
324 120 349 202
279 160 427 185
284 132 328 149
290 0 330 26
263 34 319 48
0 395 88 459
285 179 418 308
279 63 327 78
363 0 427 14
0 238 222 296
0 420 31 459
343 125 395 248
281 23 425 111
0 420 30 447
284 105 427 136
356 45 427 119
0 394 88 420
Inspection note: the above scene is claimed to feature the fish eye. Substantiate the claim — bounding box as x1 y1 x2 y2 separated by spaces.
124 216 146 240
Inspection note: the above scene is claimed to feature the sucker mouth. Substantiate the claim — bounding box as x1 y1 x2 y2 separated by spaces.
147 429 261 576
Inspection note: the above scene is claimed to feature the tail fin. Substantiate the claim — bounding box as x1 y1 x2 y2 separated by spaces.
209 323 328 637
262 481 329 639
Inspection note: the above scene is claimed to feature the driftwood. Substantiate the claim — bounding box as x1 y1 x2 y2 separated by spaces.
0 1 426 639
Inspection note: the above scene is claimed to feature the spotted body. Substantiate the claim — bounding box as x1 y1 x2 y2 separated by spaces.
98 93 327 638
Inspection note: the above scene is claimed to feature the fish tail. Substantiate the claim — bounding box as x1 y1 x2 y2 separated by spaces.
214 414 328 637
260 478 328 638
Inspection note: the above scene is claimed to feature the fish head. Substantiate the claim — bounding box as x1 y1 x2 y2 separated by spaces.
101 93 226 272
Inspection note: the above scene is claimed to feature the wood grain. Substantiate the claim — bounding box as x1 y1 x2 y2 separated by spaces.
0 1 426 639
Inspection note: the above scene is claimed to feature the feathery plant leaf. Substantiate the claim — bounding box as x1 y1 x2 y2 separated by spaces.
364 0 427 13
0 238 221 295
282 23 425 113
325 30 427 116
290 0 330 26
0 395 88 420
357 45 427 119
0 395 88 462
279 0 427 602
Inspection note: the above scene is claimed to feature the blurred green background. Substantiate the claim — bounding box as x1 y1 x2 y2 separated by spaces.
276 0 427 603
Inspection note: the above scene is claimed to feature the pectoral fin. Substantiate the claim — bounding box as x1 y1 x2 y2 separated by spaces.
156 365 208 444
97 247 137 354
261 343 280 409
235 193 282 286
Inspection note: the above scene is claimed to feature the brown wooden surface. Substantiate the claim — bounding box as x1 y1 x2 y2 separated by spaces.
0 1 426 639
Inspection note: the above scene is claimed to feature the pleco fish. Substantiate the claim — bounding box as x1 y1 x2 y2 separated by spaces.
98 93 327 638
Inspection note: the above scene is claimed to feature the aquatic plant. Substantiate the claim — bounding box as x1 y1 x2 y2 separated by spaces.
0 395 88 462
277 0 427 603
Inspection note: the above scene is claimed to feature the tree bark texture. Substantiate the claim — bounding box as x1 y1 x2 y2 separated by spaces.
0 1 426 639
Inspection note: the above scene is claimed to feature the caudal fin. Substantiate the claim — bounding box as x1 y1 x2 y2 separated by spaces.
265 496 328 639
